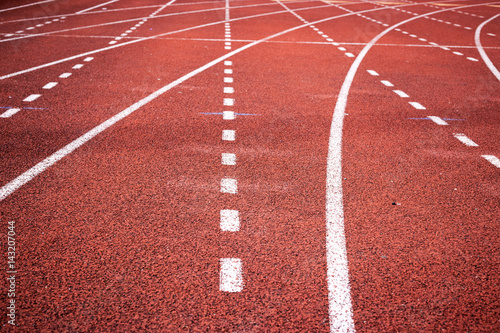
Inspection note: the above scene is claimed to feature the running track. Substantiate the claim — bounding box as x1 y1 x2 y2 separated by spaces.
0 0 499 331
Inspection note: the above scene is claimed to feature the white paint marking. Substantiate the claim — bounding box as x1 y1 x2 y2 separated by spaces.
36 24 44 27
223 111 235 120
475 13 500 81
221 178 237 193
224 69 233 74
0 108 21 118
367 70 379 76
419 38 427 41
15 31 23 34
4 34 14 37
125 30 132 33
26 27 35 30
73 64 84 69
393 90 409 98
381 80 394 87
224 98 234 106
224 87 234 93
453 51 464 56
220 209 239 231
326 38 334 42
115 37 122 40
59 73 72 78
453 133 478 146
409 34 417 38
224 60 232 66
487 33 496 36
409 101 426 110
222 153 236 165
222 129 235 141
42 82 58 89
220 258 243 292
428 116 448 125
338 47 346 51
441 46 450 50
345 53 355 57
467 57 479 61
464 27 472 30
225 46 231 50
23 94 41 102
482 155 500 168
225 42 231 46
84 57 94 62
76 0 119 14
0 0 54 13
224 77 233 83
109 40 118 44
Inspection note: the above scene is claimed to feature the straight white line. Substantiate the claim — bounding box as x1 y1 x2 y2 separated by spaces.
0 0 54 14
409 101 426 110
76 0 120 14
482 155 500 168
222 129 235 141
475 13 500 81
220 258 243 292
453 133 478 146
23 94 41 102
42 82 58 89
0 108 20 118
59 73 72 78
222 153 236 165
428 116 449 125
220 209 239 231
393 90 409 98
221 178 237 194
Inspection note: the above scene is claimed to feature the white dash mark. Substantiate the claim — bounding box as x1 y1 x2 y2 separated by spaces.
36 24 44 27
326 38 334 42
441 46 450 51
409 34 417 38
419 38 427 42
26 27 34 30
464 27 472 30
220 209 239 231
345 53 355 58
225 46 231 50
224 77 233 83
429 42 439 46
487 33 496 36
409 102 426 110
42 82 58 89
224 98 234 106
453 133 478 147
381 80 394 87
83 57 94 62
59 73 71 78
222 129 235 141
220 258 243 292
223 111 235 120
453 51 463 56
221 178 237 194
467 57 479 62
222 153 236 165
225 42 231 46
428 116 448 125
224 61 232 66
23 94 41 102
482 155 500 168
224 87 234 94
4 34 13 37
224 69 233 74
73 64 84 69
109 41 117 44
367 70 379 76
0 108 21 118
125 30 132 33
393 90 409 98
338 47 346 51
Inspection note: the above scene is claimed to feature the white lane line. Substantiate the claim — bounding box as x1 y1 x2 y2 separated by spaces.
221 178 237 194
42 82 58 89
381 80 394 87
367 69 379 76
475 13 500 81
222 153 236 165
0 108 21 118
76 0 120 14
482 155 500 168
224 98 234 106
0 0 54 14
224 77 233 83
220 209 239 231
220 258 243 292
393 90 409 98
23 94 41 102
428 116 449 125
453 133 478 146
409 101 426 110
224 87 234 93
73 64 84 69
223 111 235 120
222 129 235 141
59 73 72 78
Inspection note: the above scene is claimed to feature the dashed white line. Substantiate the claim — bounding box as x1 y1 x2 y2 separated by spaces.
222 153 236 165
42 82 58 89
482 155 500 168
83 57 94 62
223 111 235 120
224 87 234 93
23 94 41 102
428 116 449 125
72 64 84 69
224 77 233 83
409 101 426 110
345 53 355 57
393 90 409 98
224 69 233 74
223 98 234 106
453 51 464 56
221 178 237 194
453 133 478 147
224 60 232 66
0 108 21 118
219 258 243 292
222 129 235 141
220 209 240 231
381 80 394 87
59 73 72 78
367 70 379 76
467 57 478 62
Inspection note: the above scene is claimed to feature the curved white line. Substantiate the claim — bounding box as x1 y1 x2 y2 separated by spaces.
475 13 500 81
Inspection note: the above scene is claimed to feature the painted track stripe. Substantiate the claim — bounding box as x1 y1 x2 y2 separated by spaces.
219 258 243 292
222 153 236 165
453 133 478 146
0 108 21 118
223 111 235 120
393 90 409 98
42 82 58 89
76 0 119 14
381 80 394 87
59 73 72 78
220 210 240 231
0 0 54 14
23 94 41 102
222 130 235 141
409 101 426 110
475 13 500 81
428 116 449 125
221 178 237 194
482 155 500 168
367 69 379 76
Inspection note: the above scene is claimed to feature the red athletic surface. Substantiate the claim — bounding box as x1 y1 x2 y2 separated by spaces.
0 0 499 331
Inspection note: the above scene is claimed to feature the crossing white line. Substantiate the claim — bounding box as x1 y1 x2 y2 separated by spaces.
0 0 54 14
76 0 119 14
